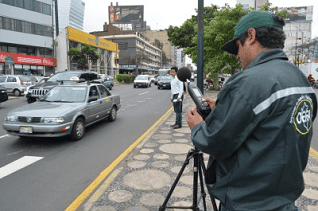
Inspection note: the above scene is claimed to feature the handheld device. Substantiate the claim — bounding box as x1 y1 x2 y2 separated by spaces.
177 67 212 120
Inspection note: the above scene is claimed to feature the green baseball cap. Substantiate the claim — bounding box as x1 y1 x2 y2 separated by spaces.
221 11 285 55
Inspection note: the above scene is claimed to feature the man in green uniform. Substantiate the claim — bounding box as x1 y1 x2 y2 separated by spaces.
187 11 317 211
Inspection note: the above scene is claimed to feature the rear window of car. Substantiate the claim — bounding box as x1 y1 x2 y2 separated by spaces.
47 72 81 82
19 76 31 82
135 76 148 80
0 76 6 82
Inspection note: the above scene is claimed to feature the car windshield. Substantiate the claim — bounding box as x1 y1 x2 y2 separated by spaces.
0 76 6 82
47 72 80 82
135 76 148 80
159 76 172 81
42 86 87 102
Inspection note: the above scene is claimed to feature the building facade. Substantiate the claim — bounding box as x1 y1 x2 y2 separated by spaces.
143 30 177 69
0 0 56 76
280 6 313 63
176 49 185 68
237 0 268 11
91 25 162 75
57 0 85 33
55 26 119 76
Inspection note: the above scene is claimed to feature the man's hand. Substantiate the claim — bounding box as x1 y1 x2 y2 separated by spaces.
203 98 216 110
176 98 180 102
187 109 204 130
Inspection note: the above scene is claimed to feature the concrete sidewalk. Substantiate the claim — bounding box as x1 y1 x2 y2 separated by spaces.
76 90 318 211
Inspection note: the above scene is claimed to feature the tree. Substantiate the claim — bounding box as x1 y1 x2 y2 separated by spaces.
167 3 292 89
68 44 100 70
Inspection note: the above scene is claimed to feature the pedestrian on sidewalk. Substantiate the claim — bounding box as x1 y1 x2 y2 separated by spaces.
187 11 317 211
170 67 184 129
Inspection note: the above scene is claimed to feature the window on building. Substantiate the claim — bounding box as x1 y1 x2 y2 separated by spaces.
24 0 34 11
42 3 51 15
0 17 2 29
8 46 17 53
3 0 15 6
15 0 24 8
18 47 27 54
27 47 35 55
16 20 22 32
34 1 42 13
1 45 8 52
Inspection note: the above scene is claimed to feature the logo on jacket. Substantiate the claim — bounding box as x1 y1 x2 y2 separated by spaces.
291 96 313 135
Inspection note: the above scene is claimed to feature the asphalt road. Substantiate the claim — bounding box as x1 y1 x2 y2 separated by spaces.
0 83 172 211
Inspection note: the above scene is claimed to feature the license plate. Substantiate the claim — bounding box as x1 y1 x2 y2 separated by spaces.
20 126 33 133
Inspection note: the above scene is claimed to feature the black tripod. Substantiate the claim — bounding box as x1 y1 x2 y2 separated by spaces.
159 147 219 211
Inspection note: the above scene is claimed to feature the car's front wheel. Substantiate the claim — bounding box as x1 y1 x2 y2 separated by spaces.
108 106 117 122
109 85 113 90
13 89 21 96
70 118 85 141
27 97 36 104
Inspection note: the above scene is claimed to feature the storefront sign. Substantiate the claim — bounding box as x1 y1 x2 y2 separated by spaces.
0 52 56 66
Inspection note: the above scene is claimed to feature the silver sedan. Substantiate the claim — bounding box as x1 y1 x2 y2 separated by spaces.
3 83 120 141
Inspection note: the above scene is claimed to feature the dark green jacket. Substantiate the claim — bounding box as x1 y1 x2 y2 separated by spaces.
191 49 317 211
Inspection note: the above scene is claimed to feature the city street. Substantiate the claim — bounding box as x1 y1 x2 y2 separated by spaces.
0 84 172 211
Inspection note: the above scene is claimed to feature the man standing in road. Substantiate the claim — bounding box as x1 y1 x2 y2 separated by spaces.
170 67 183 129
187 11 317 211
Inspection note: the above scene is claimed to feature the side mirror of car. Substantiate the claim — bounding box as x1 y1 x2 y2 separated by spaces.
88 97 98 103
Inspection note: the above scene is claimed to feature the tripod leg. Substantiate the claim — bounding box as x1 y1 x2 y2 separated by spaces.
198 157 207 211
159 150 194 211
192 152 200 211
199 154 219 211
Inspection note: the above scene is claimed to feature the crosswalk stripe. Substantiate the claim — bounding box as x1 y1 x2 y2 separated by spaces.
0 156 43 180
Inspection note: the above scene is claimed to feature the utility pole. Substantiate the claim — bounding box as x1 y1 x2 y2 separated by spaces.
197 0 204 93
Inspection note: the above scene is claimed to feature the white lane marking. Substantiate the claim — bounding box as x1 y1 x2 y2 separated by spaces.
139 91 149 96
0 134 10 139
0 156 43 180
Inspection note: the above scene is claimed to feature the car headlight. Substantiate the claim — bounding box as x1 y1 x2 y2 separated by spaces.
6 116 18 122
43 117 65 124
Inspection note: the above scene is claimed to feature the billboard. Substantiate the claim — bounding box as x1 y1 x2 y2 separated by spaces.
109 5 144 24
280 6 313 22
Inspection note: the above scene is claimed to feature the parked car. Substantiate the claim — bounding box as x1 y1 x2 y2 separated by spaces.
0 85 8 105
3 82 121 141
133 75 152 88
157 76 172 89
24 77 49 96
0 75 32 96
103 77 114 90
26 71 101 103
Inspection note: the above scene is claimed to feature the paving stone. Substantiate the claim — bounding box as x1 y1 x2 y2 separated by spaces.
172 133 185 137
161 127 171 130
180 175 193 185
302 188 318 200
158 139 171 144
133 154 150 161
171 201 192 211
153 153 170 160
171 186 192 198
140 148 154 154
159 130 171 134
303 172 318 186
91 205 116 211
160 144 192 154
308 166 318 172
108 190 133 203
175 139 189 143
140 193 165 206
308 205 318 211
124 170 171 190
171 166 190 174
151 161 170 168
144 143 159 148
124 206 149 211
127 161 146 168
175 128 191 134
174 155 188 162
152 134 172 139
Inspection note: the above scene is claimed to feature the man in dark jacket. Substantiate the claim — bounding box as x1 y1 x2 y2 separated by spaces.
187 11 317 211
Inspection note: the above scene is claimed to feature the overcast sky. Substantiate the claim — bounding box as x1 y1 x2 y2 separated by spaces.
83 0 318 39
